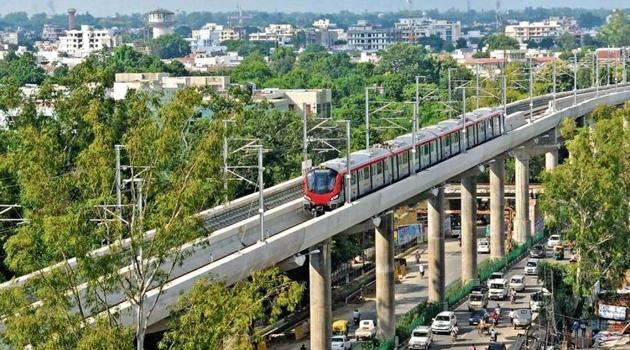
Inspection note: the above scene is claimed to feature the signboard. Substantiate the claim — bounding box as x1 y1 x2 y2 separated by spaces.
598 304 627 321
395 224 423 246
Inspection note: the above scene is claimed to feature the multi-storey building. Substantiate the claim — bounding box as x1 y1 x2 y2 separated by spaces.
58 25 118 57
42 24 66 41
189 23 239 53
249 24 294 45
505 17 578 43
347 20 393 52
112 73 230 100
394 17 461 43
253 88 332 118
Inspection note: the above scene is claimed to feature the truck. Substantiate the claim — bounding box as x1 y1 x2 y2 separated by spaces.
355 319 376 341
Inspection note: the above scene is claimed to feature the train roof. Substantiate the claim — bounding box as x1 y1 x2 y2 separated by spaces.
322 147 390 172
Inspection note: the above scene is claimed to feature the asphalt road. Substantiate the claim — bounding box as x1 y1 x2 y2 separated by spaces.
271 238 491 350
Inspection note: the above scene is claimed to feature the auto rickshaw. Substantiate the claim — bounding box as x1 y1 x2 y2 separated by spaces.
332 319 349 336
553 245 564 260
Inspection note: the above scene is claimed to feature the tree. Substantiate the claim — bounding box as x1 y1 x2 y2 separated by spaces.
540 104 630 295
556 32 577 52
150 33 191 59
159 268 303 349
482 34 520 51
0 51 46 85
269 46 296 75
578 12 604 29
230 52 273 88
597 9 630 47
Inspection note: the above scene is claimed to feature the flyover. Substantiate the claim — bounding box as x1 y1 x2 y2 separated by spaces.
2 84 630 348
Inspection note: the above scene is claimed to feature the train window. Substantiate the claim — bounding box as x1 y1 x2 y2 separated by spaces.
445 136 450 146
423 145 429 155
376 162 383 174
362 167 370 181
306 169 337 194
402 152 409 163
351 172 357 184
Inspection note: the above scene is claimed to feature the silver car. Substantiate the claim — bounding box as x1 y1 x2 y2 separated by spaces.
512 309 532 329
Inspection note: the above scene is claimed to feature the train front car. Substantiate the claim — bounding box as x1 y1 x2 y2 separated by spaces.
303 167 343 214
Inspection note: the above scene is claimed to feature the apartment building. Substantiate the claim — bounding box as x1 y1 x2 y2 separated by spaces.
249 24 294 45
347 20 394 52
253 88 332 118
112 73 230 100
58 25 119 57
395 17 461 43
505 17 578 43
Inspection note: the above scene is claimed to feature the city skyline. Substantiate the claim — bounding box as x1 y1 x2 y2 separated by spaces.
0 0 629 16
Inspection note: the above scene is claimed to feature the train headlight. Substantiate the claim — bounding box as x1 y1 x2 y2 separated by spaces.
331 194 339 201
304 196 312 202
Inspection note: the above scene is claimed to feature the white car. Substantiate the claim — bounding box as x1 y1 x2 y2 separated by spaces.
477 239 490 254
331 335 352 350
525 259 538 275
488 279 508 300
509 275 526 292
431 311 457 333
409 325 433 349
547 235 561 248
487 272 504 286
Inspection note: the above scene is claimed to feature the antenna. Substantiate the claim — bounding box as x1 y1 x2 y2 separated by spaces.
495 0 501 30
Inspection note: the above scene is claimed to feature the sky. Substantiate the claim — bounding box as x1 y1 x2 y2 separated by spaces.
0 0 628 16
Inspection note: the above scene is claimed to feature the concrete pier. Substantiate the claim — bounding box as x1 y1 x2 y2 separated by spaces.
427 186 445 302
309 240 332 350
489 159 505 259
514 153 531 244
545 149 558 171
375 213 395 340
461 175 477 283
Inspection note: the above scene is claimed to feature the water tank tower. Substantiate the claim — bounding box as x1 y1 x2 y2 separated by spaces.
148 9 175 39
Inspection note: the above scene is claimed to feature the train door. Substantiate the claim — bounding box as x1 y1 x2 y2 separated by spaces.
492 115 501 137
413 145 420 173
358 167 371 196
421 143 430 169
384 157 392 184
451 132 460 154
371 161 384 190
350 171 358 200
442 135 451 159
430 140 438 165
392 155 399 181
477 122 486 143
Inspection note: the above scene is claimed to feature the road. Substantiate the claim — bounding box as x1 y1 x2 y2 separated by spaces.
271 238 491 349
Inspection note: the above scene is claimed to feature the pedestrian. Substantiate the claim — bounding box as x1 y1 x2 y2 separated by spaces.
415 250 420 264
300 344 307 350
419 264 425 278
572 320 580 338
469 344 477 350
580 321 587 338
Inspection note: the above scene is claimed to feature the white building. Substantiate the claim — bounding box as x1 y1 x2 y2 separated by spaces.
148 9 175 39
253 88 332 117
112 73 230 100
394 18 461 43
249 24 294 45
42 24 66 41
347 21 394 52
505 17 578 43
313 19 336 29
58 25 119 58
190 23 233 53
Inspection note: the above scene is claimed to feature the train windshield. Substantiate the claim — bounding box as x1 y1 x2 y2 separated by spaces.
307 169 337 194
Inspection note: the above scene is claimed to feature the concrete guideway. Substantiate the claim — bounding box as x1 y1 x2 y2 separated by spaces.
2 85 629 332
100 86 630 328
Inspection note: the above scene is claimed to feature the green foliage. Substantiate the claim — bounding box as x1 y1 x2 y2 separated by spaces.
597 10 630 47
230 52 274 88
150 33 191 59
159 268 304 350
541 104 630 295
222 39 276 56
472 51 490 59
481 34 520 51
0 51 46 85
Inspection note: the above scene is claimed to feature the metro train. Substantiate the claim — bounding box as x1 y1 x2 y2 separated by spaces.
303 107 504 214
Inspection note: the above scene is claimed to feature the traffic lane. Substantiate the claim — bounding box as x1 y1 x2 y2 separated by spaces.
429 256 546 349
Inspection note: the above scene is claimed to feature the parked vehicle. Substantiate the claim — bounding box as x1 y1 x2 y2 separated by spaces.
332 319 349 336
547 235 561 248
488 279 508 300
408 325 433 349
525 259 538 275
355 319 376 341
468 290 489 311
469 309 489 325
486 342 507 350
530 290 550 312
512 309 533 329
509 275 525 292
529 244 546 258
331 335 352 350
431 311 457 333
477 239 490 254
